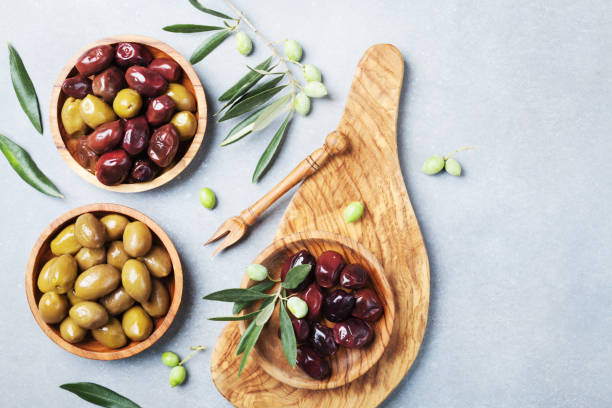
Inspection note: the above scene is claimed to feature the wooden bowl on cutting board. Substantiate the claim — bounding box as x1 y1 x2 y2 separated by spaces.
49 34 207 193
25 203 183 360
238 231 395 390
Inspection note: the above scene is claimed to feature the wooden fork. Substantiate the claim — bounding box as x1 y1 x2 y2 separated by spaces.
204 130 349 257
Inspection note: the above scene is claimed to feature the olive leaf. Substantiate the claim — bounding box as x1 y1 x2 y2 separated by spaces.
246 65 284 76
190 30 231 64
208 310 261 321
255 301 275 326
202 288 273 302
232 281 276 314
188 0 233 19
218 57 273 101
252 94 292 132
235 296 274 354
238 323 263 377
240 75 285 101
281 264 312 290
163 24 225 33
219 107 265 146
60 382 140 408
279 296 297 368
0 134 63 198
218 85 286 122
252 112 292 183
8 43 42 134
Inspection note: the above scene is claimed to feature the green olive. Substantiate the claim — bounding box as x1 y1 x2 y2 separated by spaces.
48 254 78 294
75 213 106 249
50 224 82 255
113 88 143 119
59 316 88 343
66 289 86 306
92 317 127 349
75 247 106 270
37 257 57 293
100 214 129 241
169 366 186 387
61 97 88 136
74 264 121 300
69 301 109 330
100 286 135 315
422 154 445 175
79 94 117 128
107 241 129 269
123 221 152 257
170 111 197 141
141 245 172 278
122 305 153 341
121 259 152 303
343 201 364 224
141 279 170 317
38 292 68 324
165 83 196 112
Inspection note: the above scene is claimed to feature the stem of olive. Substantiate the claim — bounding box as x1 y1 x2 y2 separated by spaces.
178 345 207 366
445 146 475 160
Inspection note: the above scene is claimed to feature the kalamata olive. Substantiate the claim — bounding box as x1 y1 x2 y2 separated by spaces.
75 45 115 76
125 66 168 97
309 322 338 356
292 318 310 343
122 116 150 156
299 282 324 321
62 75 92 99
74 136 98 172
130 159 157 183
323 289 355 322
92 66 125 103
315 250 345 288
115 42 153 67
146 94 176 126
86 120 124 154
352 288 383 322
281 250 316 292
147 123 179 167
297 345 330 379
148 58 182 82
340 264 368 289
333 318 373 348
96 149 132 185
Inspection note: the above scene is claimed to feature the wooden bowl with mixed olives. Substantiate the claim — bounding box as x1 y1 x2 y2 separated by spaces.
25 203 183 360
50 35 207 192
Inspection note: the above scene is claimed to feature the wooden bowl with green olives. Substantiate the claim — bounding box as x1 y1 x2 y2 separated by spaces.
49 35 207 192
25 203 183 360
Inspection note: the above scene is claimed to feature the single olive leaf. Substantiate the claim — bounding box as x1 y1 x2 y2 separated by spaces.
208 310 261 321
0 134 63 198
281 264 312 290
163 24 225 33
8 43 42 134
190 30 231 64
238 323 263 377
218 56 273 101
252 112 292 183
203 288 273 302
60 382 141 408
240 75 285 101
246 65 284 76
218 85 286 122
255 300 276 326
236 296 275 355
252 94 292 133
232 281 276 314
279 297 297 367
188 0 233 19
219 107 265 146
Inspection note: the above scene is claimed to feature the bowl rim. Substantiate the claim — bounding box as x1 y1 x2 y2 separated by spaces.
238 230 396 390
49 34 207 193
25 203 183 360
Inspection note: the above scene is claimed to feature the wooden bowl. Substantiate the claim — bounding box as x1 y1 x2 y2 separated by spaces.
238 231 395 390
25 203 183 360
49 35 207 193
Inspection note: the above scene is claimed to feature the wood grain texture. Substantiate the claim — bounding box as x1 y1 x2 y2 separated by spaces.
210 44 430 406
25 203 183 360
49 35 207 193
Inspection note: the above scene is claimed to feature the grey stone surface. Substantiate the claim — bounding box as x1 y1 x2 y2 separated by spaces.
1 0 611 407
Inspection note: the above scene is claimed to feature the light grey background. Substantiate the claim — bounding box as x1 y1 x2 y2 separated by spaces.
0 1 610 407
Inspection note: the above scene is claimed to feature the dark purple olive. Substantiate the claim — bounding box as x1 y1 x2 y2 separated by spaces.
147 123 179 167
323 289 355 322
333 318 373 348
122 116 150 156
130 158 157 183
73 136 98 172
148 58 182 82
340 264 368 289
115 42 153 67
92 66 125 103
352 288 383 322
281 250 316 292
125 66 168 97
75 45 114 76
61 75 92 99
145 94 176 126
299 283 324 321
309 322 338 357
292 318 310 343
95 149 132 185
315 250 345 288
297 345 329 380
86 120 123 154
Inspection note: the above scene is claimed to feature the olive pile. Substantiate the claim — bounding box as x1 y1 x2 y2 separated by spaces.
280 250 384 380
60 42 198 186
37 212 173 348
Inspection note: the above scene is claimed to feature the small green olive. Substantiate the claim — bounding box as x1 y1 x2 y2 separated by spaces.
165 83 196 112
170 111 197 141
445 157 462 176
113 88 143 119
199 187 216 209
79 94 117 128
74 264 121 300
123 221 153 257
235 31 253 56
59 316 87 343
100 286 135 315
302 64 321 82
141 279 170 317
38 292 69 324
48 254 78 294
75 247 106 270
294 92 311 116
422 155 445 175
122 305 153 341
169 366 186 387
107 241 129 269
287 297 308 319
284 40 303 62
50 224 82 255
141 245 172 278
100 214 130 241
303 81 327 98
61 97 88 136
75 213 106 249
69 301 109 330
344 201 364 224
37 257 57 293
121 259 152 303
92 317 127 349
246 264 268 282
162 351 180 367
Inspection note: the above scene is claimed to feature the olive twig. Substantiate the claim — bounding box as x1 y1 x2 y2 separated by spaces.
177 345 207 366
444 146 475 160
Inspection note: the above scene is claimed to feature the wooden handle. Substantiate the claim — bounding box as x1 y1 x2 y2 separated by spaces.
239 131 349 226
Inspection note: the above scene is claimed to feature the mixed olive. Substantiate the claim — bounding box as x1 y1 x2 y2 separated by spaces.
36 212 174 348
61 42 198 186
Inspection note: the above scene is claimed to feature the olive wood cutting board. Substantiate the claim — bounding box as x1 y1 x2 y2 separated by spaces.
210 44 430 407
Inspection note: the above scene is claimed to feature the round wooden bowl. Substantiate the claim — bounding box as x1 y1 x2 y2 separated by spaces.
25 203 183 360
49 35 207 193
238 231 395 390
